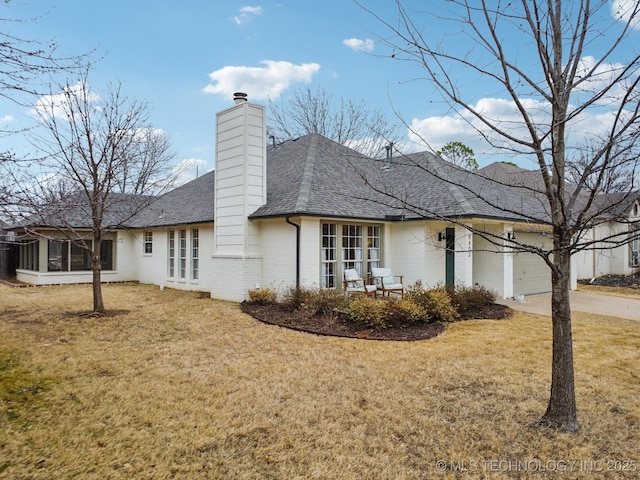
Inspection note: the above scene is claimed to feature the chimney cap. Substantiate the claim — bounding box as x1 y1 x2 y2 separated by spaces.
233 92 248 103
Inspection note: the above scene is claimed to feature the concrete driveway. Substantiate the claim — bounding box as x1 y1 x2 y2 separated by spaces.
497 290 640 321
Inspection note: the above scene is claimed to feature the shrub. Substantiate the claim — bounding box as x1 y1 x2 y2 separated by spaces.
247 287 278 305
281 285 347 315
406 285 457 322
447 284 497 316
281 285 315 311
343 296 389 329
385 297 429 325
305 288 348 316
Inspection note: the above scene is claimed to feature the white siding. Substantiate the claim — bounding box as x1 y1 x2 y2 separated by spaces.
472 226 513 299
214 100 266 257
130 225 213 292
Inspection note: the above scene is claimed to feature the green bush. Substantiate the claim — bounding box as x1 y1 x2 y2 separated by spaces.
385 297 430 325
343 296 389 329
405 284 457 322
247 287 278 305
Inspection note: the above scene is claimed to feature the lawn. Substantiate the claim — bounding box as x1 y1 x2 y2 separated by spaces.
1 283 638 479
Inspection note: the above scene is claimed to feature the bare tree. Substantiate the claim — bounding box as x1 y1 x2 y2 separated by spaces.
361 0 640 432
268 86 401 158
3 71 175 313
0 1 91 208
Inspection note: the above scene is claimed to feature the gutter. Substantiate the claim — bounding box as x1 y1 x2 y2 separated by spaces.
285 216 300 289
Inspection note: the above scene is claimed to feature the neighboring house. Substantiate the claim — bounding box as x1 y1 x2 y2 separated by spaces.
7 94 640 301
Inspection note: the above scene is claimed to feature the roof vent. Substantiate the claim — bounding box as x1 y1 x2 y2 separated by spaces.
233 92 248 104
381 142 394 170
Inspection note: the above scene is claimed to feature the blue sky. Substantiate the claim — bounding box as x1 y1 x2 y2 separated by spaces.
1 1 639 184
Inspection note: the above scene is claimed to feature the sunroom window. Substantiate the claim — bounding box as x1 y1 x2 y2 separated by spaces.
47 239 113 271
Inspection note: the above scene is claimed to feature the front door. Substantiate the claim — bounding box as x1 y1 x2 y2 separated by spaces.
445 227 455 286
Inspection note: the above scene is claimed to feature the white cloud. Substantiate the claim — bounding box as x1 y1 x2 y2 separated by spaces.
407 93 634 163
32 82 101 121
0 115 14 123
233 5 264 25
343 38 375 53
408 114 483 153
574 55 635 103
203 60 321 100
611 0 640 29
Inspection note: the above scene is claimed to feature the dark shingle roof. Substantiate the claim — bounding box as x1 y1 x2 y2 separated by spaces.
251 135 555 223
11 193 155 230
12 134 637 230
128 170 215 228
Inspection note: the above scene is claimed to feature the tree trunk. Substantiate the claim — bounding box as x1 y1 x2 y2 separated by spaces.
539 244 579 432
92 239 105 314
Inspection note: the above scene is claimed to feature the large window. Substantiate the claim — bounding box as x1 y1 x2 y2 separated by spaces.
48 240 68 272
168 230 175 277
19 240 39 271
179 229 187 279
191 229 199 280
367 226 381 274
47 239 113 272
321 222 382 289
342 224 363 274
321 223 337 288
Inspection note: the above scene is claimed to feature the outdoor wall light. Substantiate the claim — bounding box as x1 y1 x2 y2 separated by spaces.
438 232 446 242
507 232 516 241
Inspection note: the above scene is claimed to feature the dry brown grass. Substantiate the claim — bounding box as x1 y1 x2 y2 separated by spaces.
1 283 638 479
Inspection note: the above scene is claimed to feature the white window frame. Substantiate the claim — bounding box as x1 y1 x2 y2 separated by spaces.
168 230 175 278
179 229 187 279
321 222 382 289
143 231 153 254
191 228 199 281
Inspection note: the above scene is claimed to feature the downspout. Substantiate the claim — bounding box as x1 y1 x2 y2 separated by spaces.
285 216 300 289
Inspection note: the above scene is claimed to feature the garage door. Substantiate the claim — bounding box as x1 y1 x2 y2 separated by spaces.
513 232 552 295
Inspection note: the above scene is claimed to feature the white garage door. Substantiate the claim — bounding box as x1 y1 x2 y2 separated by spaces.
513 232 552 295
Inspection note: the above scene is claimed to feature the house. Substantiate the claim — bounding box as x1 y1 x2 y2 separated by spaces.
7 93 640 300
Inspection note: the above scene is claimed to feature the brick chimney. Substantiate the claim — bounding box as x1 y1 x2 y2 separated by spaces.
211 93 267 301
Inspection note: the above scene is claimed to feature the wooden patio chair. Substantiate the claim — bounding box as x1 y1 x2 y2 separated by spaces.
343 269 377 297
371 267 404 298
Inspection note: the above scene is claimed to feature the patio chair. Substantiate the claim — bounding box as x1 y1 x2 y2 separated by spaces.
343 269 377 297
371 267 404 298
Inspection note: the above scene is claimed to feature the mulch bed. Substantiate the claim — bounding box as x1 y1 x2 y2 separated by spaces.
241 302 512 342
578 274 640 288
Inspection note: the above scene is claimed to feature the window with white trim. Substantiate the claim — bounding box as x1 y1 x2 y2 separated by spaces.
342 224 363 275
321 223 337 288
191 229 199 280
179 229 187 279
321 222 382 289
367 226 381 274
168 230 175 277
143 231 153 254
